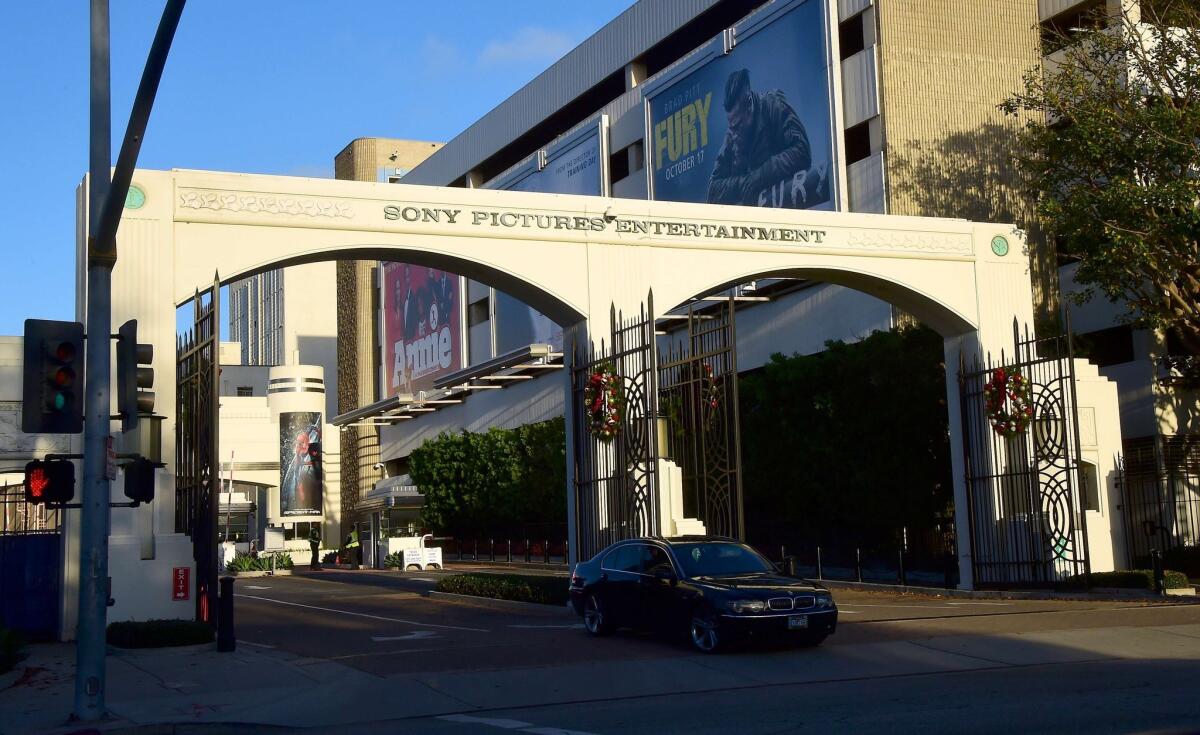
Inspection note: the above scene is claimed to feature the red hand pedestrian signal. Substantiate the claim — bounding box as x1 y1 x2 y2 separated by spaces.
24 459 75 504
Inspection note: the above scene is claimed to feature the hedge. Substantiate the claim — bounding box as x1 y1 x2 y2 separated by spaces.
1066 569 1190 591
106 619 214 649
435 573 569 606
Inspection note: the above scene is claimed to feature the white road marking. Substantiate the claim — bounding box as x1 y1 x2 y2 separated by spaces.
838 603 956 609
507 624 586 629
371 631 439 642
946 602 1014 606
238 640 276 649
435 714 599 735
438 714 531 729
243 585 272 590
234 593 489 632
412 577 438 582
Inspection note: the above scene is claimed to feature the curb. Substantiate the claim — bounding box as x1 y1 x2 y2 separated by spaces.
227 569 293 578
817 578 1200 602
426 590 574 615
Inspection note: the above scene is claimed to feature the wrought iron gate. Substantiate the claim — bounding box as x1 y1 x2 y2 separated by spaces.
571 294 660 561
176 279 220 624
1119 437 1200 567
658 297 744 540
959 321 1091 586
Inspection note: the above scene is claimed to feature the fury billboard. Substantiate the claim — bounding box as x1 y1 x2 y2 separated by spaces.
382 262 463 396
648 0 837 211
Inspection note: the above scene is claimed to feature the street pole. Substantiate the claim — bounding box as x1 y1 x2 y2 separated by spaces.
76 0 187 721
74 0 113 720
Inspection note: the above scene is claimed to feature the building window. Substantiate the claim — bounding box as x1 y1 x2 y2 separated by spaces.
844 120 872 165
1080 461 1100 512
468 299 490 327
1074 325 1135 367
839 11 866 60
609 146 631 183
1040 0 1105 53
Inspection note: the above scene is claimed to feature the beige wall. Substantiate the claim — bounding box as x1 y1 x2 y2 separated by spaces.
333 138 443 516
876 0 1055 320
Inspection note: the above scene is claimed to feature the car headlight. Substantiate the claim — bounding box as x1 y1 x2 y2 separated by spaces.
815 595 834 608
727 599 766 614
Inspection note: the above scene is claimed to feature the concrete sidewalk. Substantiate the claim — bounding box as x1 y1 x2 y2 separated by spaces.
4 618 1200 734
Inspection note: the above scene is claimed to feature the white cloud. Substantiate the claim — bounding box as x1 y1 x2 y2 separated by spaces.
477 26 576 66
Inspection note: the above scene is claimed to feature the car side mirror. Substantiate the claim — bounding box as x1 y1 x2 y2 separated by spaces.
654 567 676 583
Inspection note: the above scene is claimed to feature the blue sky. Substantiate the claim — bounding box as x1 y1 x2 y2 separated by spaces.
0 1 630 336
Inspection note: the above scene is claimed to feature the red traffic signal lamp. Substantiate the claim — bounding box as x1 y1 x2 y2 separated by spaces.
22 319 85 434
24 459 76 505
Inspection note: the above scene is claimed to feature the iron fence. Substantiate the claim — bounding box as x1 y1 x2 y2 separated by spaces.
1119 436 1200 568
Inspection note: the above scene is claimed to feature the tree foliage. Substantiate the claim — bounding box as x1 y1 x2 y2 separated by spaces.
1001 4 1200 353
738 326 953 550
408 418 567 537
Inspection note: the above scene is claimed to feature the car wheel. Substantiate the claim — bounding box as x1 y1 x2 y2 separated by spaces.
583 592 614 636
689 606 723 654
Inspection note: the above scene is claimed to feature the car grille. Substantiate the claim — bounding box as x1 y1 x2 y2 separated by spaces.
768 595 815 611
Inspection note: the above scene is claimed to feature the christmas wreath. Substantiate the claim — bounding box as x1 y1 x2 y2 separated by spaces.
983 367 1033 437
583 362 624 441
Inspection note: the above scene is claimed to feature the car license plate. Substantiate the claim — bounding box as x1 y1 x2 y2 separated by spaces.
788 615 808 630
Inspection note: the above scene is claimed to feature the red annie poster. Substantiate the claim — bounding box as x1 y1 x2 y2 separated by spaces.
382 263 462 397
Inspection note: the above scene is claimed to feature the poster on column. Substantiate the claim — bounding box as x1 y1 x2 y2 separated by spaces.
279 411 322 517
648 0 837 210
382 262 462 396
488 127 603 353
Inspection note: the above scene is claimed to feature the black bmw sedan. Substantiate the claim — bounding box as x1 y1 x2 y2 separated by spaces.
569 536 837 653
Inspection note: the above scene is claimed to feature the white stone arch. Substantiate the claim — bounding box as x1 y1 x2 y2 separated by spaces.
72 167 1039 631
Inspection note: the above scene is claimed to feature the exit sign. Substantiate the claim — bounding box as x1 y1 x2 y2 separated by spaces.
172 567 190 601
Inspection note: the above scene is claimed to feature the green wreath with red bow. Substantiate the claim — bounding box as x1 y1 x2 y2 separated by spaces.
583 362 624 441
983 367 1033 437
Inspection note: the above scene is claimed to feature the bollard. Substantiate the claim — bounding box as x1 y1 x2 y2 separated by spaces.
816 546 823 580
562 541 569 566
507 539 513 563
490 538 496 563
544 539 551 564
780 545 786 565
217 576 235 653
785 555 797 577
855 548 862 583
1151 549 1166 596
898 547 906 587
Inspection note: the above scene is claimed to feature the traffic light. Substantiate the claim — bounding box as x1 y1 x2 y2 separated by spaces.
117 319 154 432
24 459 76 505
123 457 156 504
22 319 85 434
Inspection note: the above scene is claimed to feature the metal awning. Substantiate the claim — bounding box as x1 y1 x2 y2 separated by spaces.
355 474 425 512
333 343 562 428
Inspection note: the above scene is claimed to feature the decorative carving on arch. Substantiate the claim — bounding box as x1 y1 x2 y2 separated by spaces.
178 190 355 219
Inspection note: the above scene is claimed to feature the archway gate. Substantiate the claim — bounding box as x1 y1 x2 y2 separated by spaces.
75 166 1044 629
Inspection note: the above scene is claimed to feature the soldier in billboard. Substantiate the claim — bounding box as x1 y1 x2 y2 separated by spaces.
706 68 826 208
430 268 455 334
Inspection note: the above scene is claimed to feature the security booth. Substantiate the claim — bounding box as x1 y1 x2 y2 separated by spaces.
357 475 425 568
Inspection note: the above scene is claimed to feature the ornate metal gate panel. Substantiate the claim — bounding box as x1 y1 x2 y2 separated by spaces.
571 294 660 561
176 278 220 624
959 321 1090 586
658 297 744 540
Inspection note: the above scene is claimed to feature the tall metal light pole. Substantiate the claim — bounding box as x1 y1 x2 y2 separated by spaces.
77 0 185 720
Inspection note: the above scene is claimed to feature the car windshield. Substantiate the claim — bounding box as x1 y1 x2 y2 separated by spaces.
673 542 775 578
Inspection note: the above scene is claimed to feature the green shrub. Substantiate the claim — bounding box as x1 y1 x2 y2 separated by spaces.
321 550 339 564
226 551 294 573
1162 546 1200 579
435 573 569 606
106 619 214 649
0 627 25 674
384 551 405 569
1066 569 1190 590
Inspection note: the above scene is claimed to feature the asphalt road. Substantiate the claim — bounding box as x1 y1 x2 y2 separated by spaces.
234 569 1200 734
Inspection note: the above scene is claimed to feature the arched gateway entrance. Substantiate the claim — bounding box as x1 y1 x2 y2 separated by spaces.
77 167 1039 631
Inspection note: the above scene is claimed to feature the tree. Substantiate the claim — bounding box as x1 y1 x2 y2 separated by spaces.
1001 4 1200 354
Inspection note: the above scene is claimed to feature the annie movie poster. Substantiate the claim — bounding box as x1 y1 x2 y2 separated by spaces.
382 262 462 397
279 411 322 517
